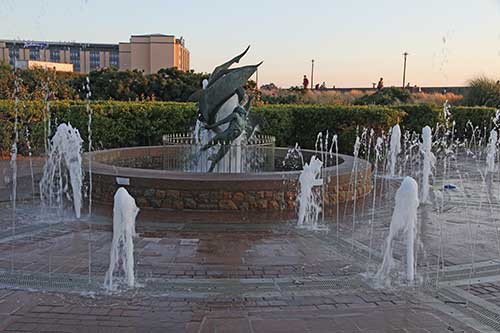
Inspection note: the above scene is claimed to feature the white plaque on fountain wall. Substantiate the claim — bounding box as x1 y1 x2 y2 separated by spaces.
116 177 130 186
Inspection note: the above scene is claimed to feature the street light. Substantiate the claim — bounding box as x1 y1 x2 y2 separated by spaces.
311 59 314 89
402 52 409 88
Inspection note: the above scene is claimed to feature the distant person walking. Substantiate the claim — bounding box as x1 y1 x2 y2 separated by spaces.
303 75 309 89
377 78 384 91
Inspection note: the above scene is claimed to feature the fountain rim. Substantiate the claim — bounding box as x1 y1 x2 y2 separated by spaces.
85 145 369 181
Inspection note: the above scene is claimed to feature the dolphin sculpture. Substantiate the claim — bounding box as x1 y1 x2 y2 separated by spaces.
199 62 262 124
207 45 250 87
189 46 263 172
187 46 250 103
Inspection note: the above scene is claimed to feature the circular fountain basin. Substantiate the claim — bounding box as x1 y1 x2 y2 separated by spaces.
87 145 373 222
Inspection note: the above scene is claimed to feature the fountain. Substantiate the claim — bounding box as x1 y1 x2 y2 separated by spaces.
40 123 83 218
486 129 497 174
297 155 324 230
104 187 139 290
421 126 435 203
5 42 500 333
388 124 401 177
87 48 373 222
375 176 419 286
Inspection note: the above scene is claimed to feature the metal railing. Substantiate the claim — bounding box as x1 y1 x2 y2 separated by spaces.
162 133 276 146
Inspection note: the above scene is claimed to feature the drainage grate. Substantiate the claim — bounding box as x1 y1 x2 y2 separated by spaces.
438 287 500 332
0 269 101 292
278 276 365 291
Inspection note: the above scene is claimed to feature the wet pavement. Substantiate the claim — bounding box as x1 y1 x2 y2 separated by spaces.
1 157 500 331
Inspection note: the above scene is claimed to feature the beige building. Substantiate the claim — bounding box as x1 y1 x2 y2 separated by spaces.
0 34 190 74
119 34 189 74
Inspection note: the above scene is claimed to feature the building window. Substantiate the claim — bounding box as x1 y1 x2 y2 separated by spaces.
70 48 80 72
29 48 40 60
109 51 119 68
50 49 60 62
90 50 100 71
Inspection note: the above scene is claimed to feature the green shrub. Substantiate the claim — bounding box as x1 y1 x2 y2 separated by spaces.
393 104 442 133
354 87 412 105
260 93 299 105
0 100 402 155
254 104 402 153
392 104 497 137
2 99 497 157
464 77 500 107
0 100 197 155
450 106 497 137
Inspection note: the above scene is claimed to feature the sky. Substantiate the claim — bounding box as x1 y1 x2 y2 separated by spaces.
0 0 499 88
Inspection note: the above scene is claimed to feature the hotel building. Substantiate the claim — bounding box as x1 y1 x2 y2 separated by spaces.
0 34 190 74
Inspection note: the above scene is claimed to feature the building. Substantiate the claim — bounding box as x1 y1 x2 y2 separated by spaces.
0 34 190 74
119 34 190 74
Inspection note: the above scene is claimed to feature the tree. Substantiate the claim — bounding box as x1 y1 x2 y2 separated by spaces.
465 76 500 107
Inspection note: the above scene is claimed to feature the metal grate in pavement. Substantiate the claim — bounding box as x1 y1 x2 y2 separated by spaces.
438 287 500 332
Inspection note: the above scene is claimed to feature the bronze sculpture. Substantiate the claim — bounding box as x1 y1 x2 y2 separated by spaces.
190 46 262 172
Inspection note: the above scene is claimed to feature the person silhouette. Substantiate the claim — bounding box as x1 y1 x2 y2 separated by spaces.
377 78 384 91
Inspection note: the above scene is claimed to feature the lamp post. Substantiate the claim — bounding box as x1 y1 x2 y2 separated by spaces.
402 52 408 88
311 59 315 89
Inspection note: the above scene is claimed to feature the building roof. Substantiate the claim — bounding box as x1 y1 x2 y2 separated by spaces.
0 39 119 49
130 33 175 38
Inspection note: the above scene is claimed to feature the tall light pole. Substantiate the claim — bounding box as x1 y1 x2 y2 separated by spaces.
311 59 315 89
402 52 408 88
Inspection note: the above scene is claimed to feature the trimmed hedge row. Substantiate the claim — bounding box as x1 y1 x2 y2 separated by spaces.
0 100 496 156
449 106 498 134
1 101 198 155
393 103 442 133
0 101 403 155
394 104 498 136
256 104 402 152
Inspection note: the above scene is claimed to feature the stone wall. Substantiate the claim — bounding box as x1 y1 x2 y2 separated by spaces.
88 147 372 221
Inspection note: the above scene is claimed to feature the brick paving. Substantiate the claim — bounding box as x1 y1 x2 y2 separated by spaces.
0 210 489 332
0 288 479 332
2 158 500 331
461 282 500 306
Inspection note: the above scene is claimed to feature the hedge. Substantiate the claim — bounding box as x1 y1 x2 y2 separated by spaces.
0 101 197 155
1 100 496 157
450 106 498 135
0 100 404 155
393 103 442 133
395 104 498 137
256 104 402 153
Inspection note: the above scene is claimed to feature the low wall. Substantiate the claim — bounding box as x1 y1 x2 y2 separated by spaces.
88 146 372 222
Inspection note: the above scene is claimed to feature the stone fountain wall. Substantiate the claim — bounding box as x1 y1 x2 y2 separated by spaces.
91 170 372 213
88 147 372 221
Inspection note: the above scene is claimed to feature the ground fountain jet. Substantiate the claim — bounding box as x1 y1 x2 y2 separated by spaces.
40 123 83 218
104 187 139 290
483 129 498 200
297 156 325 230
421 126 435 203
388 124 401 177
375 176 419 286
485 129 498 193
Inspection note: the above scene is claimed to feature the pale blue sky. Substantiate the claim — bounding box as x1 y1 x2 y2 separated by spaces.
0 0 499 87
